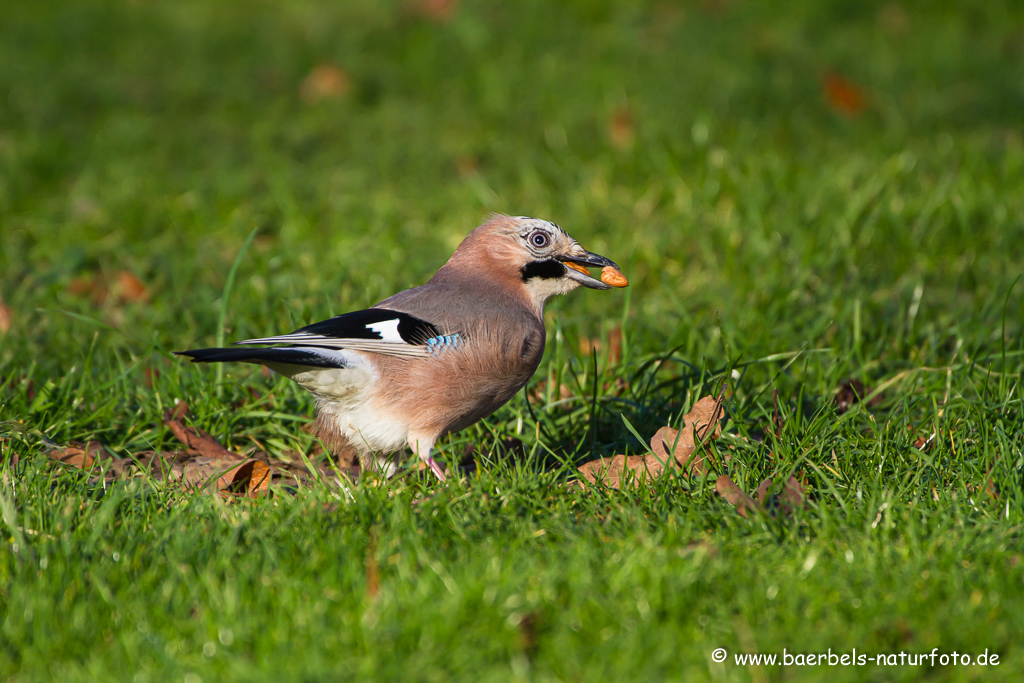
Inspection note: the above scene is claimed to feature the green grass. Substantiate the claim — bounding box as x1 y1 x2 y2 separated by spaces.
2 0 1024 680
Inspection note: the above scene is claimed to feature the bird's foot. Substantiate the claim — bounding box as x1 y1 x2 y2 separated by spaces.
425 456 447 482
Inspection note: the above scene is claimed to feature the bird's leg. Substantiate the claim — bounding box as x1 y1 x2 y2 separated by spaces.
411 436 446 482
425 456 446 482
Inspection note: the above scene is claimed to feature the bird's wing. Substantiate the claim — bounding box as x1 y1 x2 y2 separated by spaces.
233 308 452 358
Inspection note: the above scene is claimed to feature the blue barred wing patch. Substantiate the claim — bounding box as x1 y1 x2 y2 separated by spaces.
425 334 463 355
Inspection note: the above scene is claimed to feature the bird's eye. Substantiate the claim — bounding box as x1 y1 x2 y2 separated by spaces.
529 231 550 249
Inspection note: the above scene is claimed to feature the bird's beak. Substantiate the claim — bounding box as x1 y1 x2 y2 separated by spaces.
557 250 619 290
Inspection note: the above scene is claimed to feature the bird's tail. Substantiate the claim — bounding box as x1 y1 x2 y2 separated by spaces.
175 347 346 368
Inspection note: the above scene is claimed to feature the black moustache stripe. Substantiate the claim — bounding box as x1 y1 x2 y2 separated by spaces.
520 259 565 281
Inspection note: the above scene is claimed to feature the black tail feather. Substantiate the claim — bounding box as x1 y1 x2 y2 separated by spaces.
175 347 345 368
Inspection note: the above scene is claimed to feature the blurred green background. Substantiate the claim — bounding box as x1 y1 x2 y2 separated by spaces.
2 2 1024 680
2 0 1022 366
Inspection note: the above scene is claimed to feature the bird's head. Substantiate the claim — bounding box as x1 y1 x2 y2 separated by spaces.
434 214 626 313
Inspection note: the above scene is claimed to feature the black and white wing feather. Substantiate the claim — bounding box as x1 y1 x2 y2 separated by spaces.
233 308 445 358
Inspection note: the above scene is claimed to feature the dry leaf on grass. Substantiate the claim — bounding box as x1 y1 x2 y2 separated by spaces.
608 108 634 150
162 403 242 461
717 475 807 518
834 379 882 414
365 528 380 601
834 379 865 414
578 326 624 365
48 440 129 472
45 403 351 495
220 459 272 498
823 71 867 116
300 64 350 103
913 434 933 450
716 475 760 518
754 476 807 516
649 395 726 476
528 377 576 404
0 298 11 334
576 453 670 489
412 0 459 21
67 274 103 303
112 271 149 303
574 393 725 489
66 270 150 306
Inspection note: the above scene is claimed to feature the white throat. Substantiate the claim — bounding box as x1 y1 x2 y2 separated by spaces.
523 277 580 314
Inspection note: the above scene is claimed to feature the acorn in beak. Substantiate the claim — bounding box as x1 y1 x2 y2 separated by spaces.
558 251 629 289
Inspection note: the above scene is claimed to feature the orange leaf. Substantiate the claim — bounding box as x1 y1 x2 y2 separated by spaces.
114 270 149 303
68 273 107 305
0 298 10 334
716 475 760 518
648 394 726 476
413 0 459 21
163 404 241 461
48 441 112 470
365 529 380 601
576 453 669 489
824 72 866 116
574 392 725 489
300 64 350 103
53 445 95 469
222 460 272 497
607 327 622 365
608 108 634 150
754 476 807 516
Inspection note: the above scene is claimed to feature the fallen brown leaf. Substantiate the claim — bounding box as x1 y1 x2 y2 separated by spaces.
300 64 350 103
48 441 133 479
823 71 867 116
574 392 725 489
913 431 934 450
221 459 272 497
771 389 784 444
716 475 760 518
754 476 807 516
65 270 149 306
649 394 726 476
834 379 866 414
44 403 350 493
577 453 669 489
608 108 634 150
365 529 380 601
577 329 625 366
0 298 11 334
516 611 540 661
67 273 106 305
607 327 623 365
412 0 459 21
163 403 242 461
982 451 1002 501
50 441 105 469
112 270 149 303
528 377 575 404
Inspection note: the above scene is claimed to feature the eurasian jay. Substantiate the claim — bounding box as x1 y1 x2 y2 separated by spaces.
177 214 627 481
